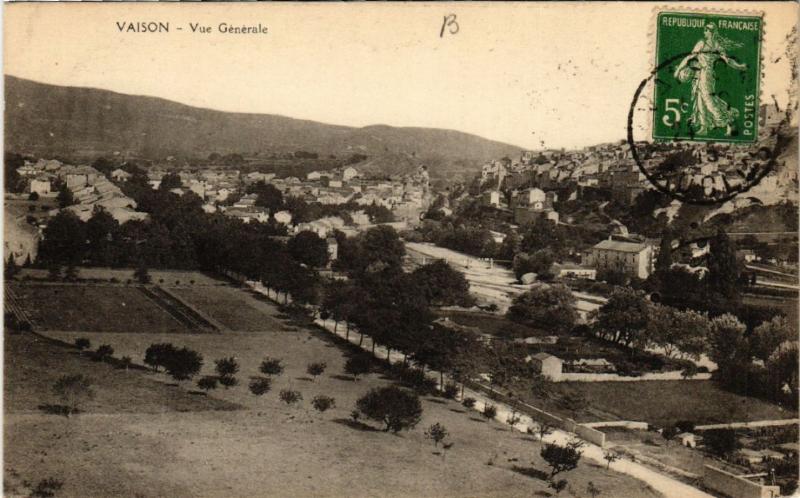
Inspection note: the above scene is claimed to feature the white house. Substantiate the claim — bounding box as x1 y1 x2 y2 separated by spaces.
274 210 293 225
527 352 563 381
342 167 359 181
30 178 52 196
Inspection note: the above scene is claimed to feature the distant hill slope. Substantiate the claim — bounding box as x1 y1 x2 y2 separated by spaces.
4 75 523 178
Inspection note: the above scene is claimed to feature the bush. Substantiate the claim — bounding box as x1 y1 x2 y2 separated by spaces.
215 357 240 377
279 389 303 405
260 357 284 376
74 338 91 351
52 374 94 416
462 397 476 408
704 429 740 457
119 356 132 370
197 376 218 392
675 420 696 433
144 343 177 372
344 355 371 380
397 366 437 394
92 344 114 362
218 375 238 389
311 395 336 413
306 362 327 381
356 386 423 433
482 404 497 420
442 383 459 399
425 422 449 447
507 413 522 426
249 377 272 396
164 347 203 381
30 477 63 498
541 441 583 478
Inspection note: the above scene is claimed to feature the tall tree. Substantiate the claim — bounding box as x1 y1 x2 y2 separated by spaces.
595 288 651 348
751 315 795 363
249 181 284 213
288 230 330 268
707 229 740 302
158 172 183 191
4 153 25 193
86 206 120 266
411 260 473 307
507 284 576 334
39 211 87 266
56 182 75 208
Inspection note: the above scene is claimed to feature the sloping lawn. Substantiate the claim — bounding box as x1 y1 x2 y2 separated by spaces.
545 380 796 426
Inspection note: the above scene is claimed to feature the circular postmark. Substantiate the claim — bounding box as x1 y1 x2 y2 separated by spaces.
627 50 792 206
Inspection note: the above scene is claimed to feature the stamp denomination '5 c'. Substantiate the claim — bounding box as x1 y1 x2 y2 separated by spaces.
653 11 762 143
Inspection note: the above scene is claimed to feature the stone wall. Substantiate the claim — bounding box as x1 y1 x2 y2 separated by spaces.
703 465 781 498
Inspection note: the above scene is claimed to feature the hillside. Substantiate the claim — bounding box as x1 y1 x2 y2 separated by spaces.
4 75 522 178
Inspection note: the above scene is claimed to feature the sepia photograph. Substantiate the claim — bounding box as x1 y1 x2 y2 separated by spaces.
2 2 798 497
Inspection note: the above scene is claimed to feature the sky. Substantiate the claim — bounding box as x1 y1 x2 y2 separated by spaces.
4 2 796 150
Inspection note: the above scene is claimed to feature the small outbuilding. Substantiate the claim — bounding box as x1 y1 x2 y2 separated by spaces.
528 352 563 381
677 432 698 448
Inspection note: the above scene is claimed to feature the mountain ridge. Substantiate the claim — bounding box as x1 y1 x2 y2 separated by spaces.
4 75 523 179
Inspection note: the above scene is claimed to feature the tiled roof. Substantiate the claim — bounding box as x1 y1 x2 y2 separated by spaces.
594 239 648 253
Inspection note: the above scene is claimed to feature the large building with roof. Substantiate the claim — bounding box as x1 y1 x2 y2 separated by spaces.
587 237 654 279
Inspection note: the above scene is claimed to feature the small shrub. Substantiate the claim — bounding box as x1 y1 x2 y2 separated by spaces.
74 338 91 351
249 377 272 395
30 477 63 498
507 413 522 426
52 374 94 416
425 422 449 447
279 389 303 406
218 375 238 389
442 383 459 399
344 355 371 380
215 357 240 377
197 376 218 392
462 397 476 408
675 420 696 433
549 479 568 495
119 356 133 370
306 362 327 381
311 395 336 413
350 409 361 423
109 277 119 284
541 441 583 478
482 404 497 420
398 367 437 394
92 344 114 362
260 357 284 376
190 279 195 285
603 450 619 469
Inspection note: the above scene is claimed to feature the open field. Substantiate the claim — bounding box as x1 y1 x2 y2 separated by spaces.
5 332 240 414
7 284 663 498
436 309 550 339
171 286 289 332
602 427 744 479
9 283 196 334
533 381 797 427
18 268 225 287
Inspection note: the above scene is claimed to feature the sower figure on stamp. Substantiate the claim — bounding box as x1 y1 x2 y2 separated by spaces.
673 22 748 137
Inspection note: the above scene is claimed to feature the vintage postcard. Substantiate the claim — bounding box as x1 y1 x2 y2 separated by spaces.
3 2 798 498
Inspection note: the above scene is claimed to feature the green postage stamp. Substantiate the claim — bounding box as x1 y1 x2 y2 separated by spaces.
653 11 763 143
